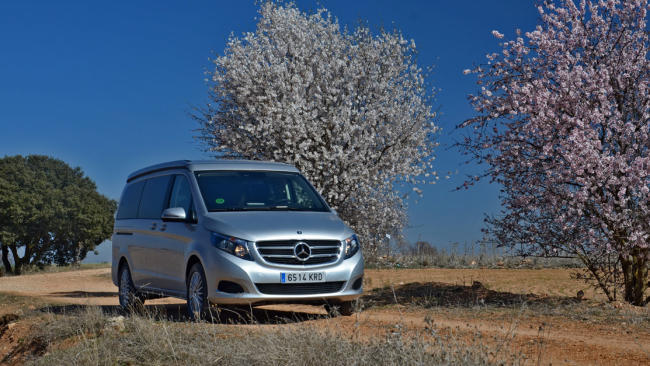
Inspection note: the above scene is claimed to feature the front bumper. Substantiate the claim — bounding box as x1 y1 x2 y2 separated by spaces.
202 248 364 305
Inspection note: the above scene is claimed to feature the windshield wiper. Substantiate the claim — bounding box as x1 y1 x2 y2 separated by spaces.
270 206 319 211
210 206 320 212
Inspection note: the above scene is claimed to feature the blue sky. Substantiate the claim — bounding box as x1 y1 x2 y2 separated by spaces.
0 1 540 260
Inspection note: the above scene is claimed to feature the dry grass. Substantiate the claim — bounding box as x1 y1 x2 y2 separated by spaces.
20 305 524 366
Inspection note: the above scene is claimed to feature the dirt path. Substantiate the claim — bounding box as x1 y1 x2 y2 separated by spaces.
0 268 186 307
0 267 599 305
342 310 650 365
1 268 648 365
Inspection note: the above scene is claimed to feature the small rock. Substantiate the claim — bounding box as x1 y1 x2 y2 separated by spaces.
107 315 126 332
472 281 484 289
576 290 584 301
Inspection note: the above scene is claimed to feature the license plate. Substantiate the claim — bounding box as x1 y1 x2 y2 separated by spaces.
281 272 326 283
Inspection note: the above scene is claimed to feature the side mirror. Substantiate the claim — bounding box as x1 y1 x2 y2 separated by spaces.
330 208 337 215
161 207 187 222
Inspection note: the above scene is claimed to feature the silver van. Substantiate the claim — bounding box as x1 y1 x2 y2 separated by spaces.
111 160 363 319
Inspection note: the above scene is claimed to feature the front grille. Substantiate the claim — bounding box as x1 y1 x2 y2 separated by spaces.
255 281 345 295
255 240 341 266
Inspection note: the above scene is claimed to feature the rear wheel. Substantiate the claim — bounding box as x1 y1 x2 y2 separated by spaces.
118 264 143 311
187 263 208 321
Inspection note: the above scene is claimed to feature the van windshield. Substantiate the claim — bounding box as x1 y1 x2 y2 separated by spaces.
195 171 329 212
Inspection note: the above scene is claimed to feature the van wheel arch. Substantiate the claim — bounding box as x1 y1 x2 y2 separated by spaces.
118 257 130 273
185 255 203 282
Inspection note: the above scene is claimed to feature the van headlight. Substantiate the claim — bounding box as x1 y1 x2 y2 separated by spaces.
343 234 360 259
211 232 253 261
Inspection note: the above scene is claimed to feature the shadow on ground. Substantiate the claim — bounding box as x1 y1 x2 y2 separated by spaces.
49 291 118 298
38 302 327 325
361 281 580 309
35 282 585 325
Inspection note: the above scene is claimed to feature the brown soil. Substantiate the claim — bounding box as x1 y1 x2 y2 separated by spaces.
0 268 648 365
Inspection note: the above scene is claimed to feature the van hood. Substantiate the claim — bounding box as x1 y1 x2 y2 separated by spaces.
202 211 352 242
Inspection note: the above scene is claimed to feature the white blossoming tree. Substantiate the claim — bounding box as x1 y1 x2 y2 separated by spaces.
196 2 438 258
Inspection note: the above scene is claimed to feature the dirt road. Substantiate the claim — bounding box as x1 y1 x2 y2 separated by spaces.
1 268 648 365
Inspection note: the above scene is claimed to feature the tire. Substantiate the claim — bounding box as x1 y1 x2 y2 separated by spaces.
339 301 355 316
118 264 144 311
324 301 355 317
186 263 208 321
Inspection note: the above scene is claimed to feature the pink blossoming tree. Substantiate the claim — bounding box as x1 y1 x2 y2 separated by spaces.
461 0 650 305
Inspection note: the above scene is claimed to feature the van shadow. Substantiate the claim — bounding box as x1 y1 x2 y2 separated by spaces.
38 302 327 325
361 281 580 309
49 291 118 298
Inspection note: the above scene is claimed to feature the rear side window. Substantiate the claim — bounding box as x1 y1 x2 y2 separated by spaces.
116 181 145 219
138 175 172 219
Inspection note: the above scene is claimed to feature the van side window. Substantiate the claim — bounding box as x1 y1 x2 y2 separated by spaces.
168 175 194 220
138 175 172 219
116 181 145 219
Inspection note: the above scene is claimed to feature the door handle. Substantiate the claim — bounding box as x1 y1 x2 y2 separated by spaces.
160 223 167 232
150 222 157 230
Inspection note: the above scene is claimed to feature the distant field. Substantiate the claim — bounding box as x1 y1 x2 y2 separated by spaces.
0 267 648 365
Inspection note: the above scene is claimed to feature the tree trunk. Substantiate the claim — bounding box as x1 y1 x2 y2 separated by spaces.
620 248 649 306
9 245 22 275
1 244 12 274
73 242 82 267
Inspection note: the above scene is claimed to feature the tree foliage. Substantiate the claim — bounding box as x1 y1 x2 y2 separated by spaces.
0 155 116 274
197 2 438 257
460 0 650 305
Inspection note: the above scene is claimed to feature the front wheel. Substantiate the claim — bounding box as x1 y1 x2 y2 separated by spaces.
186 263 208 321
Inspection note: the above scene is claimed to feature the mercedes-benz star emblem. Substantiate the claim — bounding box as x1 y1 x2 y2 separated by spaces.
294 242 311 261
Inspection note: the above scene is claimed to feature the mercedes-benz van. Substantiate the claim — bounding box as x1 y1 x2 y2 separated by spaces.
111 160 363 319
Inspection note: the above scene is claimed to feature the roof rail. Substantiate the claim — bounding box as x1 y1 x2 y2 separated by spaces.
126 160 191 182
126 159 299 183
